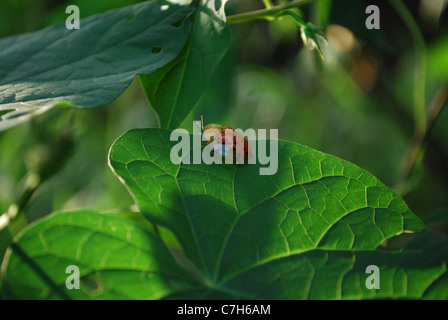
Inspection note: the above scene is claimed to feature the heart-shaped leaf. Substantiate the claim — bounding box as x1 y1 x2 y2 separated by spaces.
105 128 447 299
0 1 192 131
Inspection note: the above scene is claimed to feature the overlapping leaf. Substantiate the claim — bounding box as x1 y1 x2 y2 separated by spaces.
1 210 198 299
140 0 231 129
0 0 192 130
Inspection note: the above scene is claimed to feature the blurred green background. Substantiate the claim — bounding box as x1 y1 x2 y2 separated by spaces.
1 0 448 259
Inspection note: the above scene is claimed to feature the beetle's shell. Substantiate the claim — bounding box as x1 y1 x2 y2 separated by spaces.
202 124 252 162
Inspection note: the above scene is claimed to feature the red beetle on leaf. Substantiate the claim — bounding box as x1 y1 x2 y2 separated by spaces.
200 113 253 164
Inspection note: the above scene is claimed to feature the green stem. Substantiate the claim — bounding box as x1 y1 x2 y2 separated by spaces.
313 0 332 27
227 0 318 24
390 0 427 134
395 86 448 194
0 174 40 232
281 10 307 28
390 0 430 194
262 0 274 9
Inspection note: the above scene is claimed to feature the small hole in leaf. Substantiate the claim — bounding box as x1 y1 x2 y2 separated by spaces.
126 14 135 21
171 17 185 28
81 277 103 296
151 46 162 54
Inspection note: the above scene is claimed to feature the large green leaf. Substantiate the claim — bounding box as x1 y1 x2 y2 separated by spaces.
105 128 447 299
140 0 231 129
2 128 448 299
0 0 192 131
1 210 198 299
